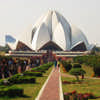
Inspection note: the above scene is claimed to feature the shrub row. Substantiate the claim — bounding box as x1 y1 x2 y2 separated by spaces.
0 62 53 85
0 74 36 85
31 62 53 72
0 86 23 97
0 62 53 98
8 74 35 84
23 71 42 77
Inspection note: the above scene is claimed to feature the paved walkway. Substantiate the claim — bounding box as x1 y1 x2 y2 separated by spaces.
39 68 60 100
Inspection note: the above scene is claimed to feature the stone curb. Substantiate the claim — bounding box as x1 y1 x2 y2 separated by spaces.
59 68 64 100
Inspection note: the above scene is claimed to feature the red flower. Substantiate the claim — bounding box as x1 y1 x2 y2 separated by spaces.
77 93 83 99
63 81 71 84
72 90 77 94
83 93 90 98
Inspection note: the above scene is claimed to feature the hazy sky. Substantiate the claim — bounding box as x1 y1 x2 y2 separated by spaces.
0 0 100 46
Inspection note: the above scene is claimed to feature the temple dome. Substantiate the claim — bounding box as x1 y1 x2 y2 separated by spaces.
6 10 94 51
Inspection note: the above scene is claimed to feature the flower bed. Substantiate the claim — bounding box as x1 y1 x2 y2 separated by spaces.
64 91 97 100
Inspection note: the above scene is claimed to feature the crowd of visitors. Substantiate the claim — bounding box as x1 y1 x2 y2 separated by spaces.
0 50 58 79
0 57 41 79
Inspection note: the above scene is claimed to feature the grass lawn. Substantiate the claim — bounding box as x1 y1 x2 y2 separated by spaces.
0 66 53 100
61 64 100 100
82 64 94 77
61 62 100 100
62 77 100 97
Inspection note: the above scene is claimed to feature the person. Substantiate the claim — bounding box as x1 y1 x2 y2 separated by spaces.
54 60 57 69
18 65 21 73
25 64 30 71
58 62 60 68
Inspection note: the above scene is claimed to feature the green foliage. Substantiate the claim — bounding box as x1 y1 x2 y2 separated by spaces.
93 63 100 76
0 63 53 100
0 80 4 85
73 55 100 76
0 55 12 60
61 61 72 72
0 62 53 85
31 62 53 72
73 63 82 68
23 71 42 77
69 68 86 76
8 74 36 84
0 44 10 52
73 55 99 66
0 86 23 97
69 68 86 81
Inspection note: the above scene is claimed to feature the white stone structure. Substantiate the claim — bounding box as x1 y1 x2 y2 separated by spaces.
5 10 94 51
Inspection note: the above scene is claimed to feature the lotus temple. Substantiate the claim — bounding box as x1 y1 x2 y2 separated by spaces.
5 10 94 57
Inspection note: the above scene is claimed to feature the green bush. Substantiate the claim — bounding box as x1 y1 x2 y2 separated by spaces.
73 55 99 67
73 63 82 68
8 74 35 84
69 68 86 81
0 79 4 85
61 61 72 72
7 86 23 97
73 55 100 76
0 79 11 86
31 62 53 72
93 63 100 76
70 68 86 76
7 74 21 84
0 62 53 85
17 76 35 83
0 86 23 97
31 67 45 72
23 71 42 77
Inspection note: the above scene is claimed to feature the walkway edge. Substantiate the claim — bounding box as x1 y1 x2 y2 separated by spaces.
59 68 64 100
35 68 54 100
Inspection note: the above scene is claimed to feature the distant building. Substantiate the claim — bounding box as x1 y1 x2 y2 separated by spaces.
5 10 94 51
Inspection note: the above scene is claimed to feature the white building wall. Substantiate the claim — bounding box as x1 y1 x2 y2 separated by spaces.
32 23 50 50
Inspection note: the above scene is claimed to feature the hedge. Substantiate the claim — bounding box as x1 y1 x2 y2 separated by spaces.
0 86 23 97
8 75 35 84
0 62 53 85
31 62 53 72
23 71 42 77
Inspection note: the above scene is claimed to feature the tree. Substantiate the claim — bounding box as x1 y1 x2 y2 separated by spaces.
73 63 82 68
61 61 72 72
93 63 100 76
69 68 86 81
